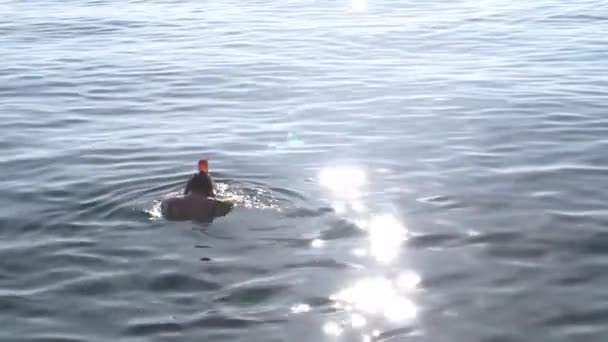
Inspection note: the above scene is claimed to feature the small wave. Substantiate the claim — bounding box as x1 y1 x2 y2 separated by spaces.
214 182 280 210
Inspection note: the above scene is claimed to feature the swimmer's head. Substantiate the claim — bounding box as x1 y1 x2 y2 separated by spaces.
198 159 208 172
184 171 215 197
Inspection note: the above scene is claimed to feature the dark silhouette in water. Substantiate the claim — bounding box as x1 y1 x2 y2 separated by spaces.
161 161 233 222
184 170 215 197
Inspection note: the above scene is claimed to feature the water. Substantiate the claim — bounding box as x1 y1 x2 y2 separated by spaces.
1 0 608 340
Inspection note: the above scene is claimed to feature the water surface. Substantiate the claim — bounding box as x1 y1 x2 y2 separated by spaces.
1 0 608 341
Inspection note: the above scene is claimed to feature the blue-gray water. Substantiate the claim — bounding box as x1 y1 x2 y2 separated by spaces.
2 0 608 341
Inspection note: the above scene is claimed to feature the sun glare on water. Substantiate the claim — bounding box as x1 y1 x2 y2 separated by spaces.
316 165 421 338
350 0 368 13
319 165 367 199
368 213 408 263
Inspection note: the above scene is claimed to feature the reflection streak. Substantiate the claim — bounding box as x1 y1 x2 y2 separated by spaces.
318 165 420 338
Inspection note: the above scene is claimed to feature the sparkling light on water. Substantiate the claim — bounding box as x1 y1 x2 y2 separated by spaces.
318 165 419 337
397 271 421 291
368 213 408 263
331 277 418 322
311 238 325 248
290 303 311 314
351 313 367 328
350 0 368 13
323 321 343 337
319 165 367 200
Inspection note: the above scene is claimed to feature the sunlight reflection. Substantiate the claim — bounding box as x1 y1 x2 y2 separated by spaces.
318 164 420 338
354 218 368 230
311 239 325 248
350 0 368 13
332 201 347 215
323 321 343 337
319 165 367 200
351 313 367 328
467 229 480 237
352 247 368 257
330 277 418 323
351 199 367 213
397 271 421 291
368 214 408 263
290 303 311 314
384 296 418 322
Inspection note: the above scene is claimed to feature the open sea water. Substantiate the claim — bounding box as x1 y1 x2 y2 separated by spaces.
1 0 608 341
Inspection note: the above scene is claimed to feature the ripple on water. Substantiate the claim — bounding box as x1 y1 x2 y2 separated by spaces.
147 271 221 293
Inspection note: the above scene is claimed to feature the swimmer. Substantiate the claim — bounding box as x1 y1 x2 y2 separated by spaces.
161 159 233 222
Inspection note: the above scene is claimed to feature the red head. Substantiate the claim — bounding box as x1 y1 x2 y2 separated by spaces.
198 159 209 172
